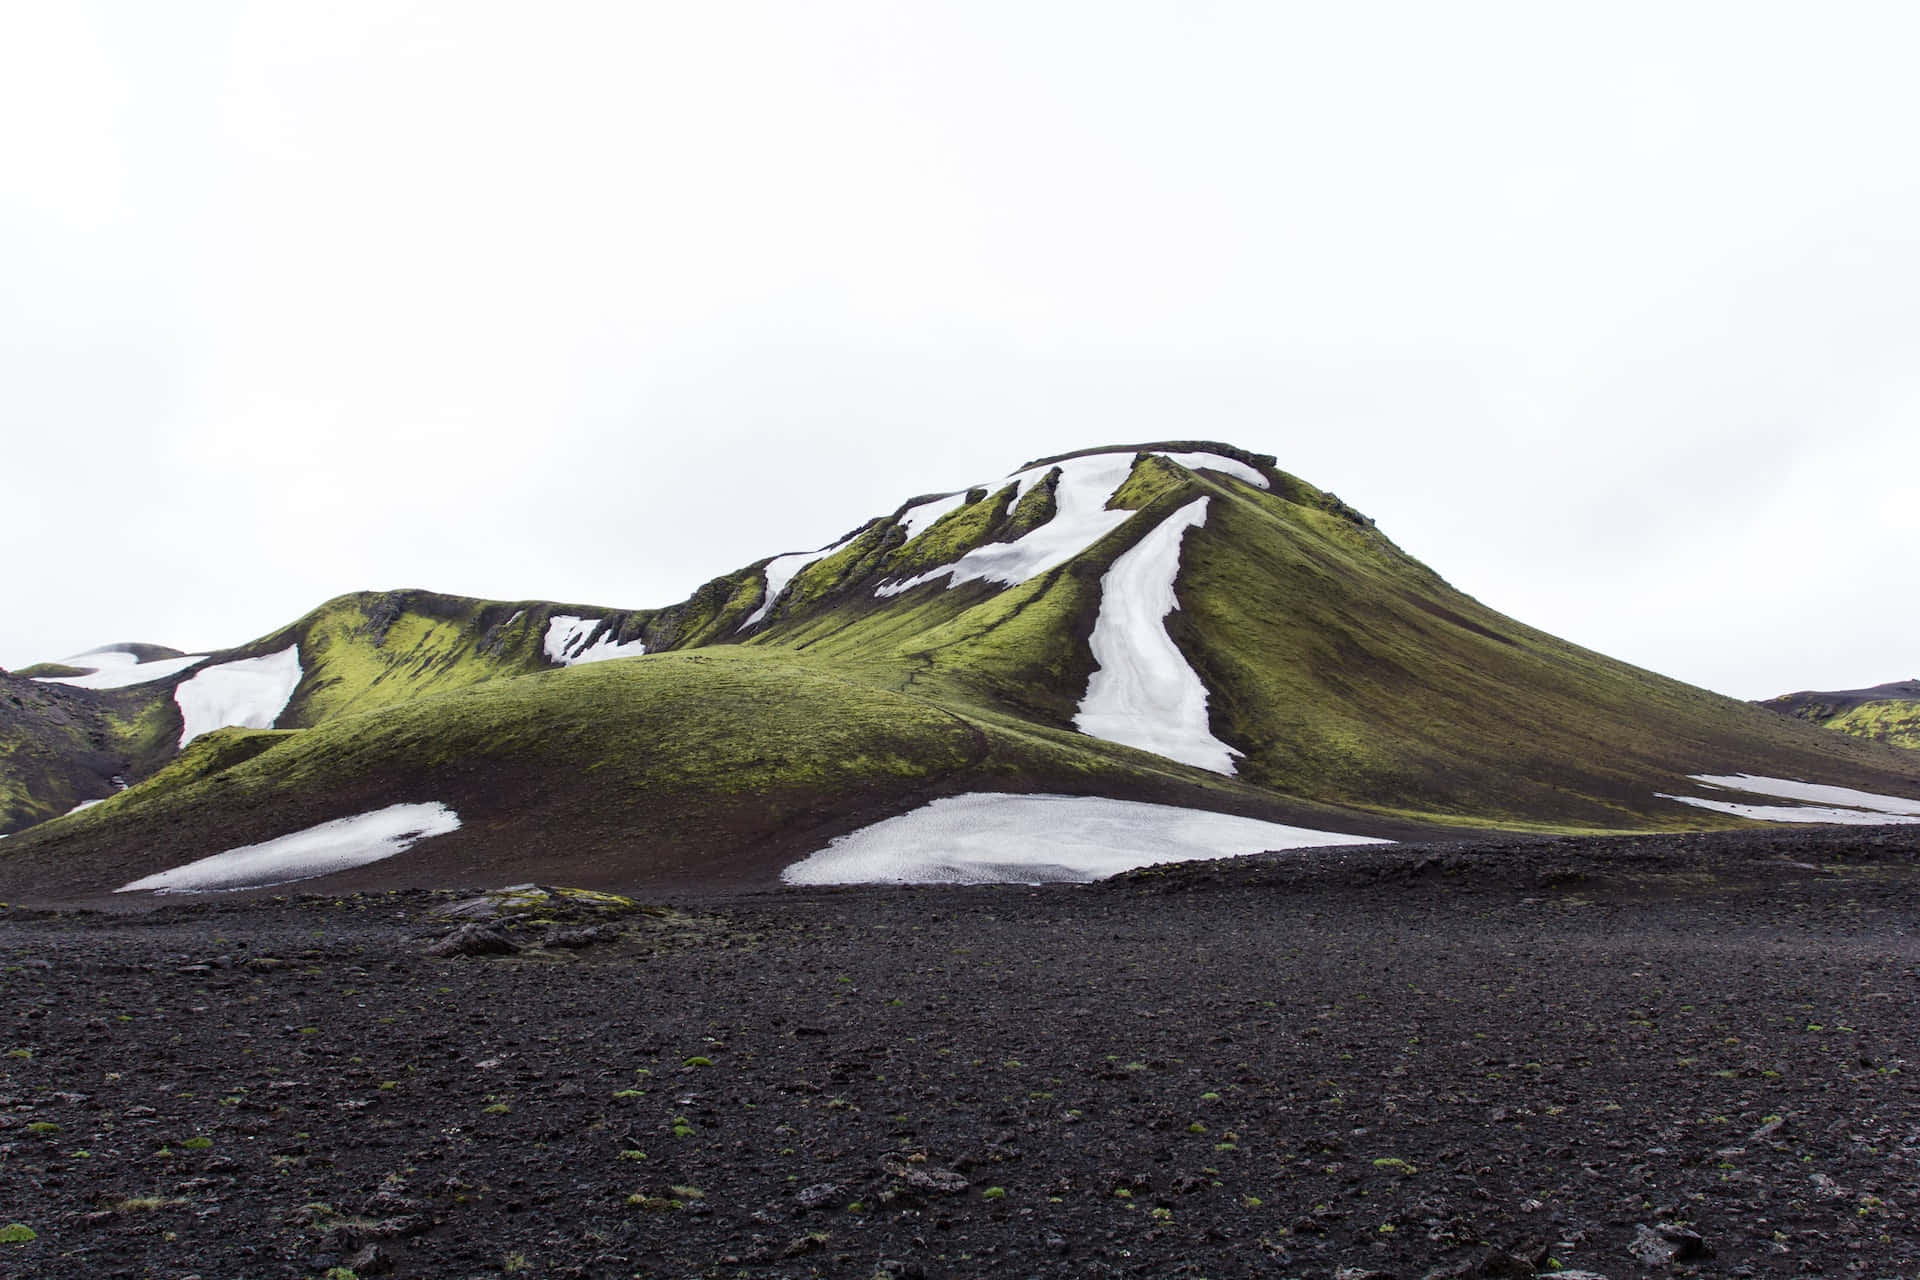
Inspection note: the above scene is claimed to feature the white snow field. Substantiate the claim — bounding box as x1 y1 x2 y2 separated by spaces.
782 792 1386 885
174 645 303 748
739 529 865 630
544 615 647 666
1074 497 1240 774
1662 773 1920 825
116 801 462 894
875 450 1267 599
33 646 207 690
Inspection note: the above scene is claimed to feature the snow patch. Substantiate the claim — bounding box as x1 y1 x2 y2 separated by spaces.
1074 497 1239 774
897 492 970 543
1658 795 1918 825
1157 451 1271 491
544 616 646 666
34 647 207 690
1689 773 1920 816
876 453 1137 596
116 802 462 894
875 450 1267 599
782 792 1386 885
1662 773 1920 825
739 529 865 630
174 646 303 748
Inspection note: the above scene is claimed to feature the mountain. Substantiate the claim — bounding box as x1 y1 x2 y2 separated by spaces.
5 441 1919 901
1760 680 1920 750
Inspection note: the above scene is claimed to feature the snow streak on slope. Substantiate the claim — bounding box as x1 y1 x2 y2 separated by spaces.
1074 497 1239 774
1661 773 1920 824
174 646 303 747
739 529 865 630
544 616 646 666
33 647 207 690
875 451 1268 598
782 792 1385 885
1689 773 1920 816
1156 452 1271 491
896 492 969 543
116 802 462 894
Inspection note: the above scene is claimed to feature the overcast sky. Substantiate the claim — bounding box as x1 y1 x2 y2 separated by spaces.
3 2 1916 700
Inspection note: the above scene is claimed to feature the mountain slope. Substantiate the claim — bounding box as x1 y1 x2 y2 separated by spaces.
0 647 1409 901
5 441 1919 899
0 668 180 829
1761 680 1920 750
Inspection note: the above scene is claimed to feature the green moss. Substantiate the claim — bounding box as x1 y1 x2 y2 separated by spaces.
0 1224 36 1244
13 663 87 679
285 593 553 725
643 572 763 650
6 638 1315 896
879 486 1015 579
1002 469 1059 540
121 728 297 798
1167 484 1914 829
777 522 891 614
1107 454 1189 510
1822 700 1920 750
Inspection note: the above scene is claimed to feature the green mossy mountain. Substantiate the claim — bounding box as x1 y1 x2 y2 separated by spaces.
1760 680 1920 751
5 441 1918 898
0 670 180 831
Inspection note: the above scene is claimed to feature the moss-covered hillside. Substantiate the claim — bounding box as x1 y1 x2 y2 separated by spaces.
1760 681 1920 751
0 648 1405 901
0 671 179 834
5 441 1919 897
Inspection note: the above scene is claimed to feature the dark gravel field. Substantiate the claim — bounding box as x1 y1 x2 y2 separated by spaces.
2 825 1917 1280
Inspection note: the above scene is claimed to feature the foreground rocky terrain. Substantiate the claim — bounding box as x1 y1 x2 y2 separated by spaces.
3 825 1917 1279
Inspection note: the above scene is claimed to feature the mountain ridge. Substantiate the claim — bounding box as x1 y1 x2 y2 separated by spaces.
5 441 1918 899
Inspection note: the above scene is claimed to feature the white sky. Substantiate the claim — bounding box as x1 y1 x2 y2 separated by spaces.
3 1 1916 700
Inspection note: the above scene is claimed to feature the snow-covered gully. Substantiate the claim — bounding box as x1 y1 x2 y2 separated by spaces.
874 450 1268 599
1073 496 1239 774
173 645 303 747
544 616 646 666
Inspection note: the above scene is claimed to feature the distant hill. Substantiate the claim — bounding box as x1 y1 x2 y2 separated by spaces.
1759 680 1920 750
5 441 1918 900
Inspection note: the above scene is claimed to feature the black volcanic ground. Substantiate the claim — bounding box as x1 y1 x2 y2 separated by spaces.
2 825 1917 1279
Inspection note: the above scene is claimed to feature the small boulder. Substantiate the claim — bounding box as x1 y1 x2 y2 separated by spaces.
1628 1225 1673 1266
1654 1223 1711 1261
350 1243 396 1275
543 924 622 950
793 1183 842 1210
880 1156 968 1193
1628 1222 1709 1266
426 924 520 958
